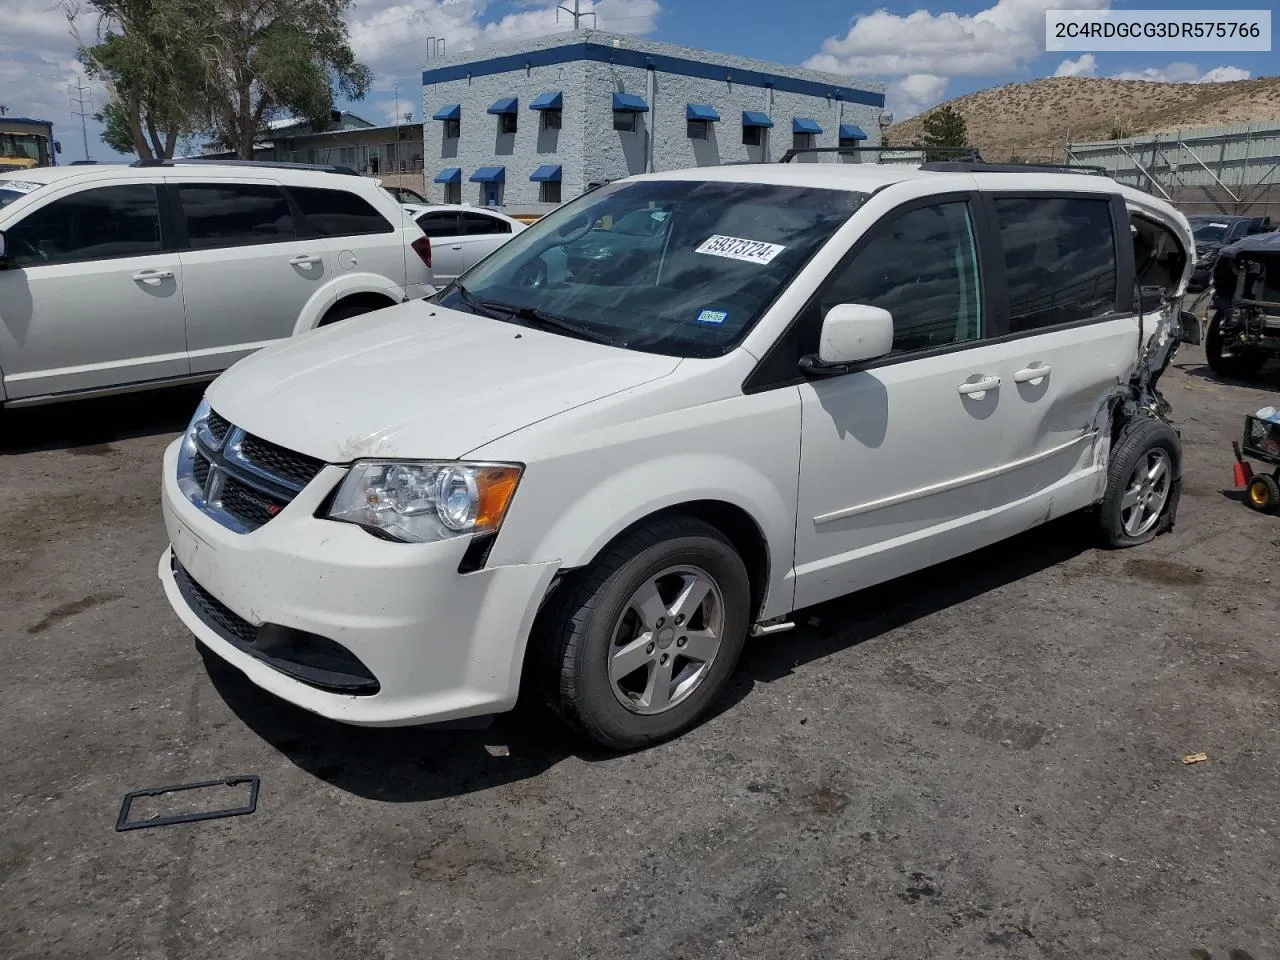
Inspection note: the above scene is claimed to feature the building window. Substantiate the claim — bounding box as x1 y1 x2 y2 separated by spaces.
443 182 461 204
542 109 562 131
444 118 460 139
479 183 504 207
499 113 517 135
539 181 562 204
613 110 637 133
687 120 710 140
743 126 764 147
793 132 814 151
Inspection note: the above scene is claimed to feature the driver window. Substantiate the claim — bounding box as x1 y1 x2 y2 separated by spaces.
820 201 982 355
5 184 162 267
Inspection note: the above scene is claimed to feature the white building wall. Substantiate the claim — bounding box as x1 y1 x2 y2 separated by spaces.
421 30 885 213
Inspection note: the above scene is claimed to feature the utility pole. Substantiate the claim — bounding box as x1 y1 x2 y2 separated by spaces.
69 79 94 162
556 0 596 29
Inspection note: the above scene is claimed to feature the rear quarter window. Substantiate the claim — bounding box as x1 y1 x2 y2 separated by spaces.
288 186 395 237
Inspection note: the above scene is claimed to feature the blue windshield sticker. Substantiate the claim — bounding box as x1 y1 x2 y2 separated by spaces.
697 309 728 325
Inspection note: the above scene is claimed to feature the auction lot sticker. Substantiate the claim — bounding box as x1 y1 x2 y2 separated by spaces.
696 235 786 265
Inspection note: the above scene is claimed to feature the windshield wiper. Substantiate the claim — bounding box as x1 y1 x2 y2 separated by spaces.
482 300 617 347
451 282 506 321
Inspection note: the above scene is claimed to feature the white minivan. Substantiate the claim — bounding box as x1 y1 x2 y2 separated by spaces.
0 161 433 407
158 160 1194 749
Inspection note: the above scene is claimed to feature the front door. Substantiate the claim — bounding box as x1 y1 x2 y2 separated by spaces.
0 181 188 400
792 197 1007 609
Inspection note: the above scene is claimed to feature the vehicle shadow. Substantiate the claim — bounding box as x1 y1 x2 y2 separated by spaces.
1171 361 1279 389
0 384 206 455
204 516 1095 802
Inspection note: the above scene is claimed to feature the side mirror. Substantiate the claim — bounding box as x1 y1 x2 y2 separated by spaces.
0 230 7 262
801 304 894 375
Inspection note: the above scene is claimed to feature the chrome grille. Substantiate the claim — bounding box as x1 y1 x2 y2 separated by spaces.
176 405 327 534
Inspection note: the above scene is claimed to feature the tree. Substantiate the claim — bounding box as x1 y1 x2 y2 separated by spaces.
920 104 968 161
74 0 204 159
196 0 372 158
70 0 371 160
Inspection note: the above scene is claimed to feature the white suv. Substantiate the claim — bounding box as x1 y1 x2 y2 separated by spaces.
158 160 1194 749
0 161 433 407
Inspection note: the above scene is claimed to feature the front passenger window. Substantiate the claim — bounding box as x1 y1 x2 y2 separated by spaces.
5 184 161 266
820 201 982 354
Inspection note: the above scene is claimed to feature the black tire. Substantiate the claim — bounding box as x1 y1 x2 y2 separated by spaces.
534 516 751 750
1205 314 1266 379
1098 416 1182 548
318 299 386 327
1246 474 1280 514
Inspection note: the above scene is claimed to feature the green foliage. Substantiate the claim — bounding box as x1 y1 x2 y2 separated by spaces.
72 0 371 159
920 105 968 161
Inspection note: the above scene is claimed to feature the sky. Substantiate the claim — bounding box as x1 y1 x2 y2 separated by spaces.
2 0 1274 162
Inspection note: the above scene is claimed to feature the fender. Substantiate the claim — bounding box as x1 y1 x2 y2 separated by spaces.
291 272 406 335
492 451 799 621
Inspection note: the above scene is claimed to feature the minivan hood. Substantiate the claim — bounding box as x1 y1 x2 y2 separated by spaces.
205 302 681 462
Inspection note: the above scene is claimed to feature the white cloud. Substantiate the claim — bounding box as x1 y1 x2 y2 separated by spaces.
1054 54 1096 78
1197 66 1251 83
888 74 950 119
350 0 661 122
1109 62 1252 84
805 0 1109 78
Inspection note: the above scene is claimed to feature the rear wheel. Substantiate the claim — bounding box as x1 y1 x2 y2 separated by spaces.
534 516 751 750
1246 474 1280 514
1099 417 1181 548
1205 314 1266 378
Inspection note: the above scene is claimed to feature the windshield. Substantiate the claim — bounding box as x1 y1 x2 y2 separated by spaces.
0 180 44 209
435 178 866 357
1193 222 1229 243
0 133 46 163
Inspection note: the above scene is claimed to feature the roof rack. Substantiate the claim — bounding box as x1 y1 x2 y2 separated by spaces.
778 145 982 164
129 158 362 176
919 160 1110 176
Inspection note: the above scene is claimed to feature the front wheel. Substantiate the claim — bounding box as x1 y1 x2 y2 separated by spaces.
1206 314 1266 379
534 516 751 750
1098 417 1181 547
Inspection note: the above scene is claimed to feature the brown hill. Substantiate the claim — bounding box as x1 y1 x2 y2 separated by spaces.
886 75 1280 162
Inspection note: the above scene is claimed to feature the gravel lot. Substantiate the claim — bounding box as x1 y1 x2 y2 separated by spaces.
2 344 1278 960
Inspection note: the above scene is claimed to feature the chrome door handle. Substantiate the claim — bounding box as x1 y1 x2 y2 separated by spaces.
132 269 173 282
1014 364 1052 384
958 376 1001 398
289 255 322 266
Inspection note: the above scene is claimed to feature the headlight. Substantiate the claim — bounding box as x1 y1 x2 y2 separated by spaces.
327 461 522 543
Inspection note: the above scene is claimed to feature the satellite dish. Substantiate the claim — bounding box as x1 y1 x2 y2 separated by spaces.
879 109 894 129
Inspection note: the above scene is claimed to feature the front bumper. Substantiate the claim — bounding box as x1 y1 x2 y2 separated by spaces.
158 438 559 726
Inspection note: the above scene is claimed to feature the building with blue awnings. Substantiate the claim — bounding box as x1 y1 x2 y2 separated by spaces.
422 29 886 211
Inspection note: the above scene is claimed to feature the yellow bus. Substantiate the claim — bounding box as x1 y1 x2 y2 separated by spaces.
0 117 58 170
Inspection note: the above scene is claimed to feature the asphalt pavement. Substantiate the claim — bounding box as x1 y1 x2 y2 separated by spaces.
2 344 1278 960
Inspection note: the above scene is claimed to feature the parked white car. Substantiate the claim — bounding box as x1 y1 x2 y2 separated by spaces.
0 161 433 407
158 160 1195 749
402 204 525 283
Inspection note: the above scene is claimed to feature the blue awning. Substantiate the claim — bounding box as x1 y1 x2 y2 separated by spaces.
432 103 460 121
530 164 562 182
529 91 563 110
433 167 462 184
612 92 649 113
686 103 720 122
839 123 869 140
742 111 774 128
487 97 518 115
793 118 823 135
469 166 505 183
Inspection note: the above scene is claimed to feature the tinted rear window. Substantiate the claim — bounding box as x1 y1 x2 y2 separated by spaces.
289 186 394 237
993 196 1117 332
179 183 295 249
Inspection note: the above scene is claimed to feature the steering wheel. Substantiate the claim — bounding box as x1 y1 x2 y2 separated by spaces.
514 257 547 290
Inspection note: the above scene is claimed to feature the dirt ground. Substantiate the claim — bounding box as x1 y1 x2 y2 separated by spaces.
2 344 1278 960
